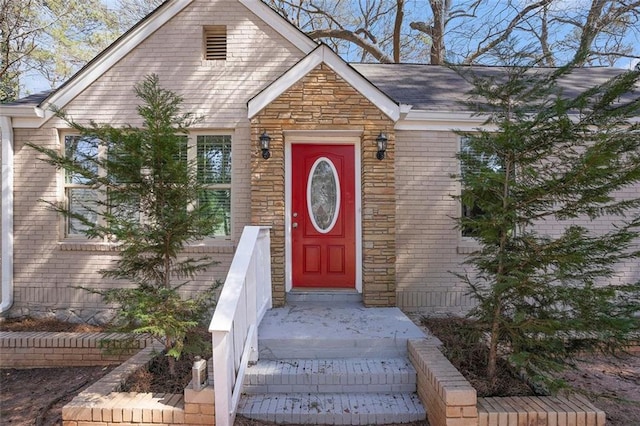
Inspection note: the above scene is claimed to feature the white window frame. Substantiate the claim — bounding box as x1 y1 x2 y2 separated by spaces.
189 131 233 241
59 131 105 240
58 130 234 242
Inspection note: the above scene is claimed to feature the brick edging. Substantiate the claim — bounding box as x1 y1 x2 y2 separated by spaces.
0 331 152 368
408 339 606 426
2 331 216 425
408 339 478 426
61 340 216 426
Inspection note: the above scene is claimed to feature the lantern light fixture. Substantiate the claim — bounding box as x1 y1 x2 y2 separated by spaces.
376 132 388 160
260 131 271 159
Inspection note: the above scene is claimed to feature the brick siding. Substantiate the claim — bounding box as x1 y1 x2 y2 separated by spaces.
395 130 477 314
6 0 639 319
395 130 640 314
7 0 306 320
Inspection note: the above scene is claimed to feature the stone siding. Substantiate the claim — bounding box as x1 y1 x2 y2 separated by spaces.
250 64 396 306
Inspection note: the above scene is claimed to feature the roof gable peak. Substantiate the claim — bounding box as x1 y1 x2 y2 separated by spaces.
248 44 400 121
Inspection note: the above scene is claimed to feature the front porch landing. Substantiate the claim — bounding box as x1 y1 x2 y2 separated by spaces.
258 300 438 359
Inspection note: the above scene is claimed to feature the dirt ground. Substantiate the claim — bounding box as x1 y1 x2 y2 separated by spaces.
1 318 638 426
558 353 640 426
1 366 115 426
420 317 640 426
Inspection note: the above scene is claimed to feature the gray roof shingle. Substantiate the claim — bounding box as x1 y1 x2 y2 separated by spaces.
352 64 637 111
2 91 52 106
5 65 636 114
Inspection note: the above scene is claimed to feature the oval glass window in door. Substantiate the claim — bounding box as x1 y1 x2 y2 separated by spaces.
307 157 341 233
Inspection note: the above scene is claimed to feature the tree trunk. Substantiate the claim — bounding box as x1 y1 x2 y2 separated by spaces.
166 335 176 376
573 0 606 66
429 0 445 64
487 301 501 383
393 0 405 63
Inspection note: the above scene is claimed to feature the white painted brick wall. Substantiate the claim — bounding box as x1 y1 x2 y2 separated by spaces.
1 128 3 289
395 129 640 315
395 130 474 314
9 0 305 320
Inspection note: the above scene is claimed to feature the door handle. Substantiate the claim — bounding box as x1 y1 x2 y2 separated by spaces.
292 222 298 228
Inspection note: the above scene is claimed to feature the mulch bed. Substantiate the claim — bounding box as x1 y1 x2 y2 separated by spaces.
421 316 537 397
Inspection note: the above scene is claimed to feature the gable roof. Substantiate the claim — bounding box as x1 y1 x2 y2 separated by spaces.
2 0 636 128
248 44 401 121
1 0 317 123
238 0 317 53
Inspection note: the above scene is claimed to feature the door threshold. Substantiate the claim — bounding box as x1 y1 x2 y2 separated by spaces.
287 289 362 304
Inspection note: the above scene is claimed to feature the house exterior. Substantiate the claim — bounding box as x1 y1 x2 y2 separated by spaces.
1 0 638 323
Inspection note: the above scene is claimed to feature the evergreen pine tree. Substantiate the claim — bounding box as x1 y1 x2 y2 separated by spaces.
454 65 640 391
30 74 220 375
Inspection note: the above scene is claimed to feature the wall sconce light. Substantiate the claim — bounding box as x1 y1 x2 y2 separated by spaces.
259 131 271 159
376 132 388 160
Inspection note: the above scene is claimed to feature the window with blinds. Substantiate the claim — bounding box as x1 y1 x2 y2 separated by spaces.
204 26 227 61
196 135 232 237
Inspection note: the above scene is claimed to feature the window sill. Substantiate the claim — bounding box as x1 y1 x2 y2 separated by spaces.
59 240 235 254
457 239 481 254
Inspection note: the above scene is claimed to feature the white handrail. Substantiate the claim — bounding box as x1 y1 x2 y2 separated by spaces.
208 226 272 426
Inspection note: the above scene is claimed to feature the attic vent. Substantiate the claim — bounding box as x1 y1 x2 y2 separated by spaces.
204 26 227 60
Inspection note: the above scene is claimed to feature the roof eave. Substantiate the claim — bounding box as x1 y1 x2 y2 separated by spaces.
239 0 317 53
395 109 494 132
0 104 46 128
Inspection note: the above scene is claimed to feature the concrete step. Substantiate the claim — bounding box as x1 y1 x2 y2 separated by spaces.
243 358 417 394
257 302 428 359
237 392 426 425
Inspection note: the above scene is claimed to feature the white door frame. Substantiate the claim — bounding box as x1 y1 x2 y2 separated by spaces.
284 130 363 293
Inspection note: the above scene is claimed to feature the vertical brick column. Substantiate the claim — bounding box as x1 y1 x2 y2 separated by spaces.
251 64 395 306
408 339 478 426
250 123 287 305
184 384 215 425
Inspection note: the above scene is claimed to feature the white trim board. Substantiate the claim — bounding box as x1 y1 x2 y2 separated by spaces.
284 131 363 293
238 0 317 54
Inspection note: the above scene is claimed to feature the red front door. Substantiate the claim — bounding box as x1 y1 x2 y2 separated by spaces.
291 144 356 288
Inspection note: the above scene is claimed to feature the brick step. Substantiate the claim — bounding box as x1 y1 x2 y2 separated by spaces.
243 358 417 394
237 392 426 425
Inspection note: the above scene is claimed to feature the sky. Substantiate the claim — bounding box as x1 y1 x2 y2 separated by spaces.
19 0 640 97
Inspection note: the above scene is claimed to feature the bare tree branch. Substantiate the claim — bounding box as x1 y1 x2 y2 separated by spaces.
463 0 554 64
307 28 394 62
